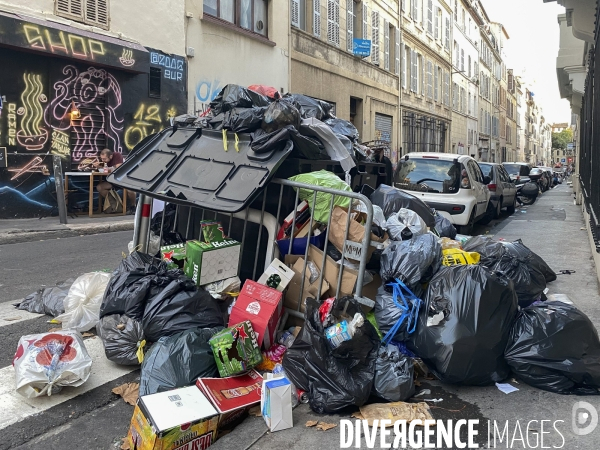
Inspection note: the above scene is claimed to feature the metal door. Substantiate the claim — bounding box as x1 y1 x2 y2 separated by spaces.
375 113 393 143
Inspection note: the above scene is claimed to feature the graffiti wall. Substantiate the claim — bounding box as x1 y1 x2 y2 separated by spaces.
0 47 187 218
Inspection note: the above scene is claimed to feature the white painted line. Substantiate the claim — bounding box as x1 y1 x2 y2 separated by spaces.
0 301 44 327
0 336 136 430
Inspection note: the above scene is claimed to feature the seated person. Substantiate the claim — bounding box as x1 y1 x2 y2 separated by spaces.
93 148 135 211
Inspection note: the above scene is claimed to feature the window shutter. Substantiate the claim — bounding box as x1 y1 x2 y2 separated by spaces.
85 0 109 27
420 55 425 95
57 0 84 19
445 17 450 49
314 0 321 37
384 20 390 71
402 44 407 88
346 0 354 52
401 0 405 12
362 3 368 40
461 49 464 72
434 7 439 39
327 0 340 46
412 51 418 92
371 10 379 65
427 0 433 34
291 0 300 27
434 65 439 101
394 27 400 75
444 71 450 105
412 0 418 20
427 60 432 99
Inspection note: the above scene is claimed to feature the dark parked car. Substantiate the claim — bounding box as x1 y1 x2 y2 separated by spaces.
479 163 518 217
503 162 533 184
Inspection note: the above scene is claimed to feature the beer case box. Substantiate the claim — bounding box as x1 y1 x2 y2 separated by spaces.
126 386 219 450
208 321 263 378
228 280 283 349
160 244 186 270
200 221 227 243
256 258 295 292
183 239 241 286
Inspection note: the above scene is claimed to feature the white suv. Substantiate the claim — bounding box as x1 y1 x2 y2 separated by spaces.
393 153 491 234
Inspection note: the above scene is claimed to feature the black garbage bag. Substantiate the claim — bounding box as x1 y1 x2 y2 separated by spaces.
373 283 423 343
96 314 145 366
380 233 442 288
100 252 167 321
505 301 600 395
209 84 271 116
462 235 505 266
502 240 557 283
207 112 225 130
251 125 294 154
372 345 415 402
282 297 380 413
433 212 457 239
139 327 222 396
284 94 333 121
150 205 185 246
262 99 301 133
223 106 268 133
370 184 436 227
18 278 74 317
290 132 330 160
142 276 224 342
407 265 518 385
324 118 359 142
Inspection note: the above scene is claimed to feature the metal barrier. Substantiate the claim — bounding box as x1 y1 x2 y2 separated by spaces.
145 177 378 325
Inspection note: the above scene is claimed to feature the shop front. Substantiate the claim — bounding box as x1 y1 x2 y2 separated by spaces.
0 11 187 218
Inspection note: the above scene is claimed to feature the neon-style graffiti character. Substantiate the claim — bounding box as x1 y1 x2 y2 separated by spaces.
16 73 48 150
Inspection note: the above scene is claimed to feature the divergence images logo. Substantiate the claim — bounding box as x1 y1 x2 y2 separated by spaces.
572 401 598 436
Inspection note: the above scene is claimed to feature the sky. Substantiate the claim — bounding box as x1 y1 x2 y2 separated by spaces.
480 0 571 124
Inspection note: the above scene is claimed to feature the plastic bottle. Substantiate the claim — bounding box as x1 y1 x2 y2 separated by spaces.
278 331 295 348
272 363 299 407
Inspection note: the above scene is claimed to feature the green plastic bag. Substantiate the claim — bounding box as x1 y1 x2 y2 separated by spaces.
289 170 352 222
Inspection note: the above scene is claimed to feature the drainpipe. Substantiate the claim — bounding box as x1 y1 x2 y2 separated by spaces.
133 195 153 253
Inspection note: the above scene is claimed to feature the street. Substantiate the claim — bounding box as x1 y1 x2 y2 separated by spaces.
0 184 598 449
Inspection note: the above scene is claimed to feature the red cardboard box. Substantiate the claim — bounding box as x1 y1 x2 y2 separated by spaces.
228 280 283 349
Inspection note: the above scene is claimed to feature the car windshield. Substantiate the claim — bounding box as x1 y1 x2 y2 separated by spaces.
503 164 523 176
394 158 461 194
479 164 493 178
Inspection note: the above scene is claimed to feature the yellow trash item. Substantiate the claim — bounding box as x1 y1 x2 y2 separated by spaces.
442 248 480 266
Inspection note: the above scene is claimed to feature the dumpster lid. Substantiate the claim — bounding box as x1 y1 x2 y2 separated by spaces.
108 126 293 212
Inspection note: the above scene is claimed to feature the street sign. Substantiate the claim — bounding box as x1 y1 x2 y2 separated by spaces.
567 143 574 150
561 158 566 163
353 39 371 57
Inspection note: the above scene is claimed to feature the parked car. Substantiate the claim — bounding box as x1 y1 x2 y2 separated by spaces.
529 168 549 192
539 167 555 191
393 153 491 234
503 162 533 184
478 163 518 218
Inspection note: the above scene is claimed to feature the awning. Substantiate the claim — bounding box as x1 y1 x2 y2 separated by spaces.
0 11 149 73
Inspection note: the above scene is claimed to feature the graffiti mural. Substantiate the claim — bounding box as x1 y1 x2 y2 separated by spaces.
124 103 177 150
195 78 222 114
16 73 48 150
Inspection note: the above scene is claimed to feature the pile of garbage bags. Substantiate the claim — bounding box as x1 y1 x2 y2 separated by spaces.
17 278 74 317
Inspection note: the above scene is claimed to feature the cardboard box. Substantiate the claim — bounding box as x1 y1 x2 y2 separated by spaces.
257 259 295 292
284 257 330 314
329 206 387 262
197 370 263 414
261 378 293 432
160 243 186 270
228 280 283 348
200 221 226 243
184 239 240 286
209 321 263 377
127 386 218 450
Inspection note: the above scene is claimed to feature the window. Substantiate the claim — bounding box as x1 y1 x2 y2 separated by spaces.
460 49 464 72
454 1 457 21
444 17 450 50
461 88 466 114
468 55 471 78
412 0 418 21
346 0 354 52
427 60 433 99
395 27 400 75
371 10 380 65
434 65 439 101
427 0 433 34
468 93 471 115
443 70 450 106
419 54 425 95
149 67 161 98
411 50 418 92
204 0 268 35
384 20 390 70
314 0 321 37
434 7 440 39
452 82 458 110
454 41 459 68
327 0 340 46
361 2 368 39
402 45 408 89
56 0 109 29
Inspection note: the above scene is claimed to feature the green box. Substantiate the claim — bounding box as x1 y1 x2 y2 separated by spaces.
160 243 186 270
209 321 263 377
183 239 241 286
200 220 227 243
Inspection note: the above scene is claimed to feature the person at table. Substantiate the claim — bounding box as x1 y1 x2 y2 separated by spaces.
93 148 135 211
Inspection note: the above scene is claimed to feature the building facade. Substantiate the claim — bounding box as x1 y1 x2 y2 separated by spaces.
0 0 188 218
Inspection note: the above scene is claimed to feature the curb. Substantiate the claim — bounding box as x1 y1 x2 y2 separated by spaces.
0 220 134 245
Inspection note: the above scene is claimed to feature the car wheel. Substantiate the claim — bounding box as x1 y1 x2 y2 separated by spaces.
477 202 494 225
507 195 516 215
494 197 503 218
460 208 477 234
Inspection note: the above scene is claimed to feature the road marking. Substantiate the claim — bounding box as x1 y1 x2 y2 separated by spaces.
0 301 44 327
0 336 136 430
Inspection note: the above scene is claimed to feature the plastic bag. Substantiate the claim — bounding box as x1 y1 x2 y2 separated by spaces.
250 125 294 154
262 99 301 133
324 118 360 142
372 345 415 402
374 281 422 343
505 301 600 395
139 327 222 396
209 84 271 116
55 272 111 332
97 314 145 366
502 240 557 283
223 106 268 133
407 265 518 385
150 204 184 245
100 252 167 321
386 208 428 241
380 233 442 288
204 276 241 300
434 212 457 239
441 248 480 266
128 232 160 256
290 132 330 160
440 237 462 250
13 331 92 398
288 170 352 222
370 184 436 227
142 276 224 342
282 297 380 413
284 94 332 120
18 279 74 317
248 84 281 100
299 118 356 173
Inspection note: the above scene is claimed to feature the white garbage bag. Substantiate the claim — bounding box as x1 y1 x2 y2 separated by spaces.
13 331 92 398
55 272 112 332
385 208 428 241
127 232 161 255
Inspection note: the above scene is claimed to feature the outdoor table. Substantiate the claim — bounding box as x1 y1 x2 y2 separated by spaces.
64 171 128 218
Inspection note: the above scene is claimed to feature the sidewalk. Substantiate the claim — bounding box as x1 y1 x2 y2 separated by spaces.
212 183 600 450
0 214 134 245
